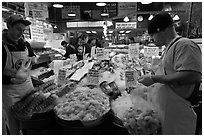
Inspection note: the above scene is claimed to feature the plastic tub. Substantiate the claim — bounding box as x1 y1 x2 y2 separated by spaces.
55 113 107 135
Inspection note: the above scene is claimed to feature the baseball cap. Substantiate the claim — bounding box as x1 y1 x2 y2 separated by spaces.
148 12 174 35
6 14 31 26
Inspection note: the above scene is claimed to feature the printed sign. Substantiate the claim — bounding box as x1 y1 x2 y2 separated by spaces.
87 69 99 85
116 22 137 29
125 70 138 89
144 46 159 57
128 44 140 60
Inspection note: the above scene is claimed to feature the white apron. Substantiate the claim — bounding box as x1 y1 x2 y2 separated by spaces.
149 57 197 135
2 44 34 134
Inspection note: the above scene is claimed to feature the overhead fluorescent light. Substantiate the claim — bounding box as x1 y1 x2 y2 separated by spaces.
92 31 97 34
86 31 91 34
109 31 113 33
68 11 76 17
53 4 63 8
125 30 131 33
119 31 125 33
96 2 106 6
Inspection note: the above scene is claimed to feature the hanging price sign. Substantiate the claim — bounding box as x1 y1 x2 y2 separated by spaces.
128 44 140 60
144 46 159 57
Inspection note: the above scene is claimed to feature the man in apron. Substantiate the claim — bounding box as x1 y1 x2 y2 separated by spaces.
138 12 202 134
2 14 35 134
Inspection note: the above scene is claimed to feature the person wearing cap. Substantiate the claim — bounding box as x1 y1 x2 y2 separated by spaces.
138 12 201 134
61 40 76 59
75 33 91 61
2 14 35 134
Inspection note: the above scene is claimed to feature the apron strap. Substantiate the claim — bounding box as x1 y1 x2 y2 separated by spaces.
163 37 201 106
163 36 182 75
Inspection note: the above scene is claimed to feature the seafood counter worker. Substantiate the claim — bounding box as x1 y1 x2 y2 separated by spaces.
2 14 36 134
138 12 202 135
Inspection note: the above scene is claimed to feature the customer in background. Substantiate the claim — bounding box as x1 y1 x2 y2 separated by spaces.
2 14 36 134
61 40 76 59
128 37 135 44
75 33 91 60
138 12 201 134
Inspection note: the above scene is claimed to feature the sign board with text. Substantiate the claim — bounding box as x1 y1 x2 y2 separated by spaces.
125 70 138 89
144 46 159 57
128 44 140 60
116 22 137 29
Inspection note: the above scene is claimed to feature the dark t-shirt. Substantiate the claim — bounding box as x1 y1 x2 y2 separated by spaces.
64 45 76 58
75 43 91 61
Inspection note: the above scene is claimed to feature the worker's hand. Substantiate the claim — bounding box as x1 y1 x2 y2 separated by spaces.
15 59 31 80
11 77 26 84
138 74 155 87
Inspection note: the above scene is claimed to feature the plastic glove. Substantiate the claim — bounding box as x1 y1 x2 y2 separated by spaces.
138 75 155 87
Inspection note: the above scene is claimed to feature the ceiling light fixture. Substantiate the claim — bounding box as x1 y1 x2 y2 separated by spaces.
141 2 152 4
101 6 109 17
92 31 97 34
68 11 76 17
53 4 63 8
96 2 106 6
68 2 76 17
148 14 154 20
125 30 131 33
123 16 130 22
86 31 91 34
173 14 180 21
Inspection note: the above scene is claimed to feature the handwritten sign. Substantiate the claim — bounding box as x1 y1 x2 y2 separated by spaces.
32 9 44 20
96 48 105 60
125 70 138 89
128 44 140 60
30 19 44 41
144 46 159 57
87 69 99 85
